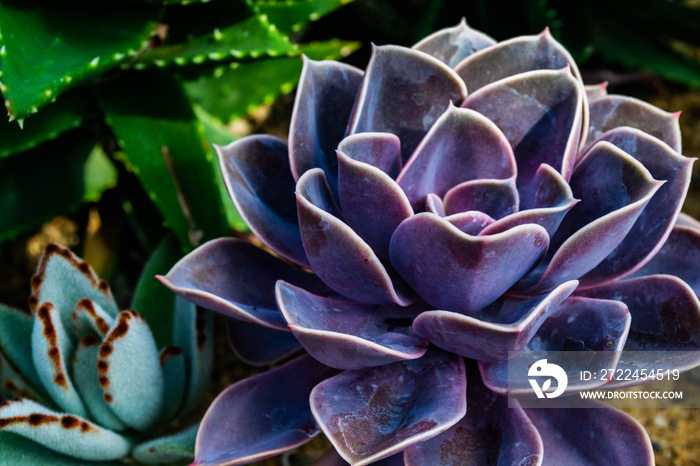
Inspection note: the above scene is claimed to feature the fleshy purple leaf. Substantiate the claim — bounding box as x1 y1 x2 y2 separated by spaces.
227 319 301 367
0 398 132 461
337 132 402 178
404 363 543 466
517 142 663 294
347 45 467 164
413 280 577 362
425 194 445 216
289 58 364 186
480 296 630 396
97 310 163 431
580 127 694 286
159 238 326 330
337 150 413 258
445 211 495 235
217 135 309 267
193 355 336 466
576 275 700 386
412 19 496 68
585 82 608 102
632 224 700 295
310 349 466 466
675 212 700 230
396 104 516 212
481 164 578 237
462 68 583 187
390 213 548 314
313 449 405 466
443 176 519 219
586 95 682 153
454 28 582 92
524 402 654 466
277 281 428 370
297 169 413 305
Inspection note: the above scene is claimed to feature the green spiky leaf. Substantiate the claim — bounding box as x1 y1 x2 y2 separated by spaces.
96 71 229 250
0 132 117 242
0 91 94 158
253 0 356 34
184 39 359 123
194 106 248 232
131 11 296 68
0 0 161 119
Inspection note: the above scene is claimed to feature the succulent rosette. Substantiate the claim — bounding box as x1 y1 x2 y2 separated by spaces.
161 20 700 466
0 243 213 464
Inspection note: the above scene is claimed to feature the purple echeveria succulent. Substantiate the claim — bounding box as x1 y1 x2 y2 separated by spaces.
0 244 212 464
161 20 700 466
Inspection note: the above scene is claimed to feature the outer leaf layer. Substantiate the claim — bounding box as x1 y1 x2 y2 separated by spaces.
194 355 336 466
404 364 542 466
632 224 700 295
227 320 301 367
217 134 309 267
518 142 663 293
580 128 693 286
310 349 466 466
524 402 653 465
160 238 326 330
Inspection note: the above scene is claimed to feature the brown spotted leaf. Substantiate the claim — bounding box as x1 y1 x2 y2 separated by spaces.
29 244 119 332
98 310 163 431
0 398 131 461
31 303 88 418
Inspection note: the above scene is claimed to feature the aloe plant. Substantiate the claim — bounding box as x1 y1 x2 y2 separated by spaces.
0 0 359 250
